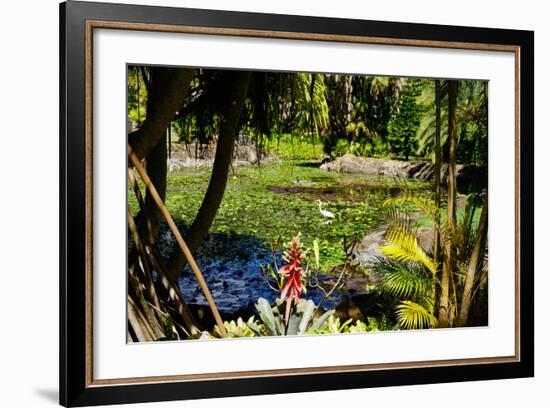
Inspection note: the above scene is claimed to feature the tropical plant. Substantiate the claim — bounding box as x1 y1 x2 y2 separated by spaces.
277 234 308 325
396 300 438 330
387 78 424 160
212 317 258 338
380 226 437 275
373 256 437 330
247 298 334 336
378 191 442 329
416 80 488 165
380 188 488 329
439 79 459 326
309 315 373 334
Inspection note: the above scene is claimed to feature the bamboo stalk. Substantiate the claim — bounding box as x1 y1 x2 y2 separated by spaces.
128 144 227 337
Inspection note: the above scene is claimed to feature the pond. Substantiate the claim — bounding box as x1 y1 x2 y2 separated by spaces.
148 160 431 316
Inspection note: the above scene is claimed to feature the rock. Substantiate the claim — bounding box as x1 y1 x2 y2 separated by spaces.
352 227 387 267
320 154 487 193
416 228 435 253
166 138 268 170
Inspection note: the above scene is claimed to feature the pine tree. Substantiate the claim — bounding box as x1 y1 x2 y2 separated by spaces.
388 78 423 160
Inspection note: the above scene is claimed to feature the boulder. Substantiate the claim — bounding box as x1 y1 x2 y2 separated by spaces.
321 154 487 193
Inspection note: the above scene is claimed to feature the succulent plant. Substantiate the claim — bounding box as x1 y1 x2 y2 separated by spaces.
212 317 258 338
308 314 371 334
247 297 333 336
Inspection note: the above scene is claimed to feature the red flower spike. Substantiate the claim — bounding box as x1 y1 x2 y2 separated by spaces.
277 235 306 325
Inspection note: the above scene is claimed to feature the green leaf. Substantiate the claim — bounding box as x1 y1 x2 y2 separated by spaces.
396 300 438 329
298 300 315 335
308 309 334 332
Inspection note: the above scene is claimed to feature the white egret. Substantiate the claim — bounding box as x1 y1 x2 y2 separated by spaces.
316 199 335 224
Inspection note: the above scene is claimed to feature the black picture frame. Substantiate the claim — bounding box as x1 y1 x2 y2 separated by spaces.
60 1 534 406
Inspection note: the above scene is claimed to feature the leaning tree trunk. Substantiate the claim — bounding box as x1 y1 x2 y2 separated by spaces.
166 71 252 281
129 67 195 160
457 193 488 326
129 67 194 243
439 80 458 327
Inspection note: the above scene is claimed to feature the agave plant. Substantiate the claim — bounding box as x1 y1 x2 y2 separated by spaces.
247 298 333 336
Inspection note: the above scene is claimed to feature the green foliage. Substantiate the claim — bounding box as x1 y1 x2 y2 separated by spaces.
383 194 439 222
376 260 432 300
129 66 487 164
309 315 372 334
160 313 179 341
380 226 437 275
324 75 401 157
387 78 424 159
127 66 147 129
294 73 330 136
213 317 259 338
247 298 334 336
416 80 488 165
308 314 397 334
396 300 438 329
377 188 441 330
149 158 417 271
266 133 323 160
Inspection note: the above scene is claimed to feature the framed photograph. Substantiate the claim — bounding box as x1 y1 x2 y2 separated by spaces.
60 1 534 406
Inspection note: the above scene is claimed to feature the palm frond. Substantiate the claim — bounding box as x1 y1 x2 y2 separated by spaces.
380 226 437 275
396 300 438 329
383 194 438 221
377 259 432 300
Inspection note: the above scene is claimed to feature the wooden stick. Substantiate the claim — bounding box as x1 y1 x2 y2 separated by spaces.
128 168 201 335
128 144 227 337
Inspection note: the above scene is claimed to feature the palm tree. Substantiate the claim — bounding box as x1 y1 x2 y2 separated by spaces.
439 79 459 327
433 79 442 269
458 193 488 325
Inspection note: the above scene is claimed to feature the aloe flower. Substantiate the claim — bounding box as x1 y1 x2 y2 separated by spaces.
278 234 306 325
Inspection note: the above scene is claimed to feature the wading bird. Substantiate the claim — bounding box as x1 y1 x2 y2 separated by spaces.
316 199 335 224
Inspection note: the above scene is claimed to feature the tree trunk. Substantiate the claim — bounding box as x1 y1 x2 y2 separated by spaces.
458 193 488 326
128 67 194 160
128 68 193 245
139 132 167 242
439 80 458 327
166 71 252 280
433 80 442 305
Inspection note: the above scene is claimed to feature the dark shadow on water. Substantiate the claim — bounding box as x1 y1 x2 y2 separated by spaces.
295 160 322 168
267 183 403 202
155 226 344 317
35 388 58 404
